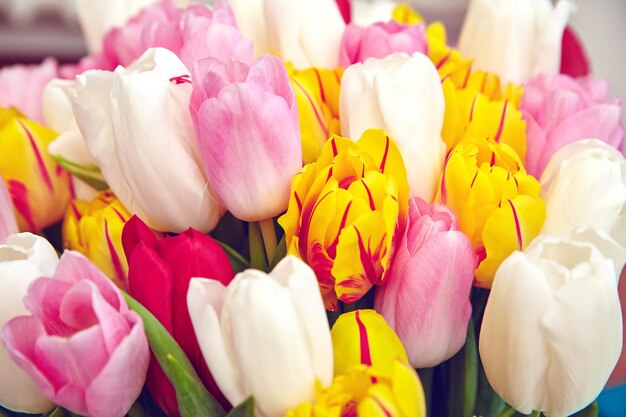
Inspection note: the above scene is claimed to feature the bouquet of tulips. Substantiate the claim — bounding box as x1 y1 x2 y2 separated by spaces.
0 0 624 416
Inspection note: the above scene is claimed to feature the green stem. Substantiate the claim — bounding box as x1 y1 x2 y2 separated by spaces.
127 402 146 417
259 218 277 264
216 240 250 268
249 222 268 271
495 405 517 417
529 411 542 417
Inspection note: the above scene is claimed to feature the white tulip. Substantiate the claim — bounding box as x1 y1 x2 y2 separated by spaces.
480 234 623 417
228 0 345 68
0 233 58 413
187 255 333 417
72 47 222 233
75 0 160 53
458 0 574 84
351 0 396 27
540 139 626 248
340 52 446 202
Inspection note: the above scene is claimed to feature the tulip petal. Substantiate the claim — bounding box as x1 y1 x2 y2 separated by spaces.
0 180 18 243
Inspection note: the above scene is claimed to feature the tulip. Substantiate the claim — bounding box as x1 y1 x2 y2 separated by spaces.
0 233 57 413
0 107 72 232
103 0 253 71
63 190 131 290
278 130 409 310
425 21 472 88
72 47 222 233
375 198 477 368
2 251 149 417
0 180 17 243
190 54 302 222
436 137 546 288
340 52 445 201
458 0 574 84
0 58 57 123
123 215 234 416
351 0 398 27
522 74 624 178
540 140 626 247
339 21 428 67
336 0 350 23
187 256 333 417
289 66 343 164
560 26 590 78
75 0 160 53
480 234 623 417
228 0 345 68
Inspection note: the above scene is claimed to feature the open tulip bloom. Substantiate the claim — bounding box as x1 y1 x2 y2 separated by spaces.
0 0 624 417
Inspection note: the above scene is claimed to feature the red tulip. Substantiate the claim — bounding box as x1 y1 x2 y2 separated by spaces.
336 0 351 23
122 216 235 416
560 26 590 78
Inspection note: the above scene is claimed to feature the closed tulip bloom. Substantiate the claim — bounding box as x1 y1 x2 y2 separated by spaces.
0 180 17 243
339 21 428 67
2 251 149 417
436 137 546 287
289 66 343 164
0 107 72 232
540 140 626 247
522 74 624 178
480 235 623 417
0 233 57 414
72 47 222 233
340 52 445 201
458 0 574 84
228 0 345 68
278 131 409 310
190 54 302 221
187 256 333 417
123 215 234 416
375 198 477 367
63 191 131 290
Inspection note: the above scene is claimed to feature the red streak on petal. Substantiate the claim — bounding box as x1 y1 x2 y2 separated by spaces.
328 201 352 259
18 120 53 192
8 180 36 231
170 74 191 84
110 206 127 223
293 78 329 138
494 100 508 143
338 175 356 190
355 310 372 366
105 219 126 284
354 226 379 286
440 74 450 85
490 152 496 167
331 138 338 157
299 191 333 261
440 151 455 205
436 51 452 70
508 199 523 251
371 397 393 417
379 136 390 172
313 68 327 103
470 170 479 188
469 95 478 122
70 201 82 220
361 180 376 211
294 192 303 212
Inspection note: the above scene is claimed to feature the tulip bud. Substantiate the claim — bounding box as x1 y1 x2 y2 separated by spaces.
187 256 333 417
340 52 445 201
62 190 131 290
0 233 57 414
0 107 72 232
480 234 623 417
540 139 626 247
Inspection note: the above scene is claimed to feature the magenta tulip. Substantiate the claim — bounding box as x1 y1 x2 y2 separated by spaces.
560 26 590 78
522 73 624 178
374 197 477 368
122 216 235 416
339 21 428 67
0 180 17 243
190 54 302 221
2 251 149 417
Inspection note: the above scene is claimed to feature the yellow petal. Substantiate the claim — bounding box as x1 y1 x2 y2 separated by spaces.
392 4 424 25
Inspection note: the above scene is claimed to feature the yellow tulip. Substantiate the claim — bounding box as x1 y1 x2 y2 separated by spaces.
391 4 424 25
0 107 71 231
289 65 344 164
63 190 131 289
436 137 546 288
278 130 408 310
286 362 426 417
331 310 407 377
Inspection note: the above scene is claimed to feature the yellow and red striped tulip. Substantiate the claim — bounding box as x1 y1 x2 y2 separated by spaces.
436 137 545 287
289 66 343 164
278 130 408 310
0 107 71 232
62 190 131 289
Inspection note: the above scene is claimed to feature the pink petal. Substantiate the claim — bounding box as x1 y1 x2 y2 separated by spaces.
23 278 75 337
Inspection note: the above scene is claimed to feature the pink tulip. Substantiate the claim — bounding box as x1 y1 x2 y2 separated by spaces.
522 73 624 178
374 197 477 368
339 21 427 67
2 252 149 417
103 0 253 71
0 180 18 243
0 58 57 123
190 54 302 221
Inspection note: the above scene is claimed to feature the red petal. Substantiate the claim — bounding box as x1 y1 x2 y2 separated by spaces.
122 215 159 260
560 26 590 78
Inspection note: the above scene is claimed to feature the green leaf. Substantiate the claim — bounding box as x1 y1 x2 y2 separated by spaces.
226 397 255 417
446 318 478 417
52 155 108 191
571 402 599 417
249 222 268 271
216 240 250 273
122 292 226 417
44 407 66 417
269 235 286 270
